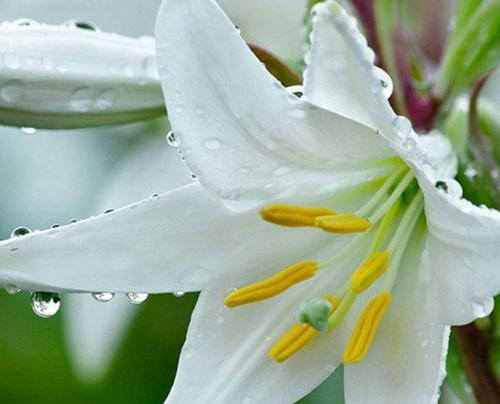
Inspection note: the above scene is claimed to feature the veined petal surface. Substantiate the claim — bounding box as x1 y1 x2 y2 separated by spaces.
344 228 449 404
155 0 396 204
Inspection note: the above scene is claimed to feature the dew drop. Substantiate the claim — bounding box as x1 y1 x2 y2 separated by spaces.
436 179 462 198
286 85 304 98
204 138 221 150
11 226 32 238
373 67 393 98
166 131 179 147
69 218 79 224
126 292 148 304
1 80 25 102
104 209 114 214
95 88 116 109
63 20 100 31
392 116 412 138
172 291 185 297
92 292 114 302
13 18 38 27
31 292 61 318
20 127 36 135
5 284 20 295
471 299 492 319
71 87 94 112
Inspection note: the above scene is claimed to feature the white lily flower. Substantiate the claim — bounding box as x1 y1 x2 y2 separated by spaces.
1 0 500 403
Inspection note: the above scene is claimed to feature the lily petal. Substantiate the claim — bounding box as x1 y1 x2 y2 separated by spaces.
64 133 191 381
344 226 449 404
303 1 396 134
0 22 164 128
165 248 369 404
418 174 500 325
155 0 396 203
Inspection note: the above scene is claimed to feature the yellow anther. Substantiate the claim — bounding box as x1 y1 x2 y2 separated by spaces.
315 214 371 234
224 261 319 308
269 296 341 362
260 204 336 227
343 292 392 365
351 252 390 293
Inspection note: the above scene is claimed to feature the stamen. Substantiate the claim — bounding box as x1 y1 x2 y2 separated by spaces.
351 252 389 293
260 205 336 227
269 295 341 362
315 214 371 234
224 261 318 307
343 292 392 364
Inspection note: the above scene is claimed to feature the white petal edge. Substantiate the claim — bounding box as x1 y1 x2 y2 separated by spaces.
344 226 449 404
303 1 396 133
0 22 164 128
417 172 500 325
155 0 396 204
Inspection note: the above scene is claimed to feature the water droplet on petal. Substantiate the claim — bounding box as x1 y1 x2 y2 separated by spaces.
92 292 114 302
471 298 493 318
1 80 25 102
71 87 94 112
5 284 20 295
166 131 179 147
11 226 32 238
13 18 38 27
392 116 412 138
31 292 61 318
204 138 221 150
172 291 185 297
373 67 393 98
126 292 148 304
63 20 100 31
20 127 36 135
95 88 116 109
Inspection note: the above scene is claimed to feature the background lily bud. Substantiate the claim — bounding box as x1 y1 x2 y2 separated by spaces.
0 21 165 128
297 297 332 332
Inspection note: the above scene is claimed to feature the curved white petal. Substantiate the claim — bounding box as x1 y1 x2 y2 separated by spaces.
417 173 500 325
0 22 164 128
64 133 191 381
345 228 449 404
155 0 395 203
165 245 370 404
303 1 396 133
0 179 338 293
218 0 307 60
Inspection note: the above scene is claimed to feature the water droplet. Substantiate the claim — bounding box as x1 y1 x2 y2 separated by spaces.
11 226 31 238
436 179 462 198
95 88 116 109
63 20 100 31
172 291 185 297
104 209 114 214
191 174 197 180
13 18 38 27
472 299 492 318
69 218 79 224
286 85 304 98
204 138 221 150
71 87 94 112
151 193 159 198
392 116 412 138
3 53 21 69
31 292 61 318
372 67 393 98
20 127 36 135
5 284 20 295
1 80 25 102
126 292 148 304
166 131 179 147
92 292 114 302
